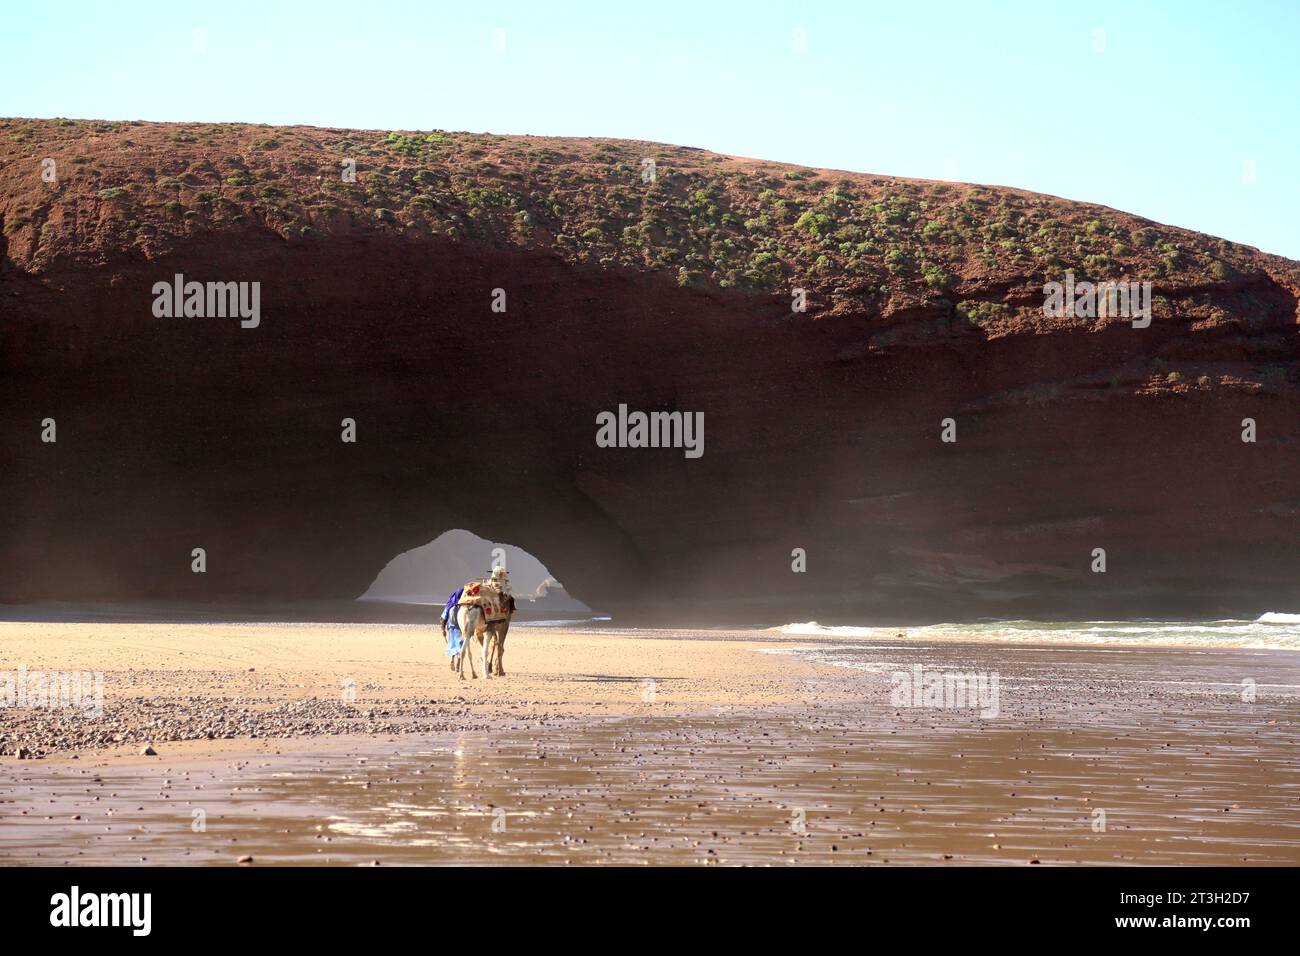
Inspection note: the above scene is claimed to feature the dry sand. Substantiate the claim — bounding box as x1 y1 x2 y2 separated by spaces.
1 622 1298 865
0 622 842 760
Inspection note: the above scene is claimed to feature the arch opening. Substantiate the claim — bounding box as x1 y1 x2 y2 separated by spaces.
359 529 599 622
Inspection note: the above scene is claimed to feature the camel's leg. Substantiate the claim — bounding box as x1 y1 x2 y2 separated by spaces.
480 627 492 680
457 612 471 679
493 628 507 676
464 634 477 679
458 609 476 679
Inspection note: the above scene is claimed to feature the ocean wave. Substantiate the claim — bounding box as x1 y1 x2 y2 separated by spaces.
771 619 1300 651
1257 612 1300 624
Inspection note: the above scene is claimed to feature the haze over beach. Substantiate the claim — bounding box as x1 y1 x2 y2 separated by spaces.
0 3 1297 932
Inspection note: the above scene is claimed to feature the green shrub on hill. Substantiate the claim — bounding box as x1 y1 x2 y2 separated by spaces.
922 264 955 289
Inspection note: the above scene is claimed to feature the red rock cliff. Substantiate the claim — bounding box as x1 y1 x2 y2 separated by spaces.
2 119 1298 621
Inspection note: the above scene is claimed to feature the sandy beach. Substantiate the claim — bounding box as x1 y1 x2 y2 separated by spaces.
0 622 846 758
2 622 1298 865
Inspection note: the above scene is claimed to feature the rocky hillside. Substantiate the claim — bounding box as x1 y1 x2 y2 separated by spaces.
2 118 1298 621
5 118 1299 327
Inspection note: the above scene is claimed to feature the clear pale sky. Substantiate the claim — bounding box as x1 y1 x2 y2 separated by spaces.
3 0 1296 259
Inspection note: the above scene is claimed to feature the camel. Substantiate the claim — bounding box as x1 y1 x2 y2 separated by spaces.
444 591 515 679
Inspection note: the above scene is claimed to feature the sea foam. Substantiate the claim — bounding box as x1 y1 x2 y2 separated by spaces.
771 618 1300 651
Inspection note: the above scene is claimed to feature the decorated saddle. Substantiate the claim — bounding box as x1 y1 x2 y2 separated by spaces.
457 580 513 623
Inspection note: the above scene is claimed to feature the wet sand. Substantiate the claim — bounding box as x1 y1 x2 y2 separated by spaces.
1 623 1298 865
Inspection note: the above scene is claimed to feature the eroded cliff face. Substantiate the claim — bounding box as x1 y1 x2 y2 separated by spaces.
2 119 1298 622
